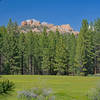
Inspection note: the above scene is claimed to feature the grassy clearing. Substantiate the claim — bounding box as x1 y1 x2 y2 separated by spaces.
0 75 100 100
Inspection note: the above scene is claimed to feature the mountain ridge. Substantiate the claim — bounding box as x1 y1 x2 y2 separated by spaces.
20 19 79 35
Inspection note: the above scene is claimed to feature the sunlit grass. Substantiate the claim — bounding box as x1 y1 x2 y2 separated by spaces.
0 75 100 100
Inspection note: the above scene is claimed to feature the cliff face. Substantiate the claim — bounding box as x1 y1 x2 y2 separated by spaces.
20 19 79 35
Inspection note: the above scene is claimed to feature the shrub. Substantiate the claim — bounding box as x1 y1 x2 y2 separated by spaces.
0 80 15 94
18 88 55 100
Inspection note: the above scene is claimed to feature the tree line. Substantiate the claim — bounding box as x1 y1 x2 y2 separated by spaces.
0 19 100 75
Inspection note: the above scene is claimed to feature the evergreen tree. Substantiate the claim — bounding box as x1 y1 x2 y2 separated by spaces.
19 33 26 75
4 20 20 74
74 20 88 75
48 31 56 74
75 19 95 75
7 18 13 33
69 34 76 75
0 18 100 76
84 28 95 75
54 35 68 75
94 19 100 74
41 28 50 74
26 32 35 74
0 26 6 74
34 34 43 74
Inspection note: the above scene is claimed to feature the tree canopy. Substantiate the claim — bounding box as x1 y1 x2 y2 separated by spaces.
0 19 100 75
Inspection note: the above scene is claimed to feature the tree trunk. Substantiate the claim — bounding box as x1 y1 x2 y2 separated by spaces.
30 55 33 75
66 65 69 75
94 67 96 74
21 53 24 75
0 54 2 74
94 56 97 74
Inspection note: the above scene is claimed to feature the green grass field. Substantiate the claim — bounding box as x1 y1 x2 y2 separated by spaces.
0 75 100 100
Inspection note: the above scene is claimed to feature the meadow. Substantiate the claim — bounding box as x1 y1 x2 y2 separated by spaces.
0 75 100 100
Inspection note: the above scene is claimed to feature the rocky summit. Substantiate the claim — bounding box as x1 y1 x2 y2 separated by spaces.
20 19 79 35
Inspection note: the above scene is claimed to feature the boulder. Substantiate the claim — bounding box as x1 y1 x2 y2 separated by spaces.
61 24 73 31
21 21 27 26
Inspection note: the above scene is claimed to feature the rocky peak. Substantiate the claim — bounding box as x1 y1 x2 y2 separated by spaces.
61 24 73 31
20 19 79 35
21 21 27 26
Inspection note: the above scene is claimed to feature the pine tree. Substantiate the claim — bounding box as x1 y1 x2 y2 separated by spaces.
19 33 26 75
41 28 50 74
26 32 35 74
69 34 76 75
4 20 20 74
34 33 43 74
74 20 88 75
1 18 100 75
94 19 100 74
0 26 7 74
2 30 10 74
84 28 95 75
54 34 68 75
7 18 13 33
48 31 56 74
75 19 95 75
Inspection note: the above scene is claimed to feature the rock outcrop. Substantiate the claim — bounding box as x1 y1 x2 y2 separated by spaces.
20 19 79 35
21 21 27 26
61 24 73 31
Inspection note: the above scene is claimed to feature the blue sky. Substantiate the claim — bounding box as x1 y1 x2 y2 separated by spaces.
0 0 100 30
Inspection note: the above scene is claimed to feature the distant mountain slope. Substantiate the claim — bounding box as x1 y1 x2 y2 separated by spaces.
20 19 79 35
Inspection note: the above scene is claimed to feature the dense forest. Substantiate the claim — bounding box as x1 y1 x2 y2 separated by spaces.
0 19 100 76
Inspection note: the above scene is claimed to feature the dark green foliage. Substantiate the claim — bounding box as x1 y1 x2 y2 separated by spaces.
94 19 100 74
68 34 76 75
54 35 68 75
0 18 100 75
74 20 95 75
18 33 27 74
0 80 15 94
